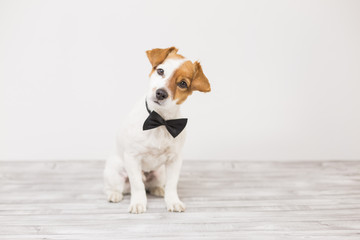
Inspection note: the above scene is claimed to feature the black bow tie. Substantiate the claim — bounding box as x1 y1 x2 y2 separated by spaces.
143 100 188 138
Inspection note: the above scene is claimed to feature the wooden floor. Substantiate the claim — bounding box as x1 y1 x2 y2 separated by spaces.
0 160 360 239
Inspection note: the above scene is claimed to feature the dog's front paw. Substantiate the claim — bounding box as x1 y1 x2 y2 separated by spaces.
128 202 147 214
166 200 186 212
106 191 123 203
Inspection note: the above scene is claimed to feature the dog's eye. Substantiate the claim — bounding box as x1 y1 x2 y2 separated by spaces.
157 68 164 76
178 80 188 89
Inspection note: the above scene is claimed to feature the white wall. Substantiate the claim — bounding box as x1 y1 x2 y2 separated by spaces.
1 0 360 161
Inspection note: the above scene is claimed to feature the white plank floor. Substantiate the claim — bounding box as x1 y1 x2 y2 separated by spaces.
0 160 360 239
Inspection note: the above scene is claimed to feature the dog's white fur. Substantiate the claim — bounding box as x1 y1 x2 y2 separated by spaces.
104 57 188 213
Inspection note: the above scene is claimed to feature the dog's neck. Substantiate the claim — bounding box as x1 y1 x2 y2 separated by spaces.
145 97 181 120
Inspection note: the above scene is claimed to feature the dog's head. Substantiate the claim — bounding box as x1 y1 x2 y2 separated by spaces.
146 47 210 110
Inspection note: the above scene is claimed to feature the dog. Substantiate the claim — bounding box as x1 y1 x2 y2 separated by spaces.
103 47 211 214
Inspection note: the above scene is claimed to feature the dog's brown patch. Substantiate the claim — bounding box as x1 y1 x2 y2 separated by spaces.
146 47 184 68
167 61 211 104
146 47 185 77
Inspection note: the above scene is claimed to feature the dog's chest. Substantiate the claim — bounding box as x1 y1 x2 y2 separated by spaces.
139 127 178 171
140 145 175 171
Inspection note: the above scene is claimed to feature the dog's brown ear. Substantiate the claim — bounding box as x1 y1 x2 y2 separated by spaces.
146 47 178 68
191 61 211 92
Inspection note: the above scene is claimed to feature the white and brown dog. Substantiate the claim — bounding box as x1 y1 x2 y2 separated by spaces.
104 47 210 214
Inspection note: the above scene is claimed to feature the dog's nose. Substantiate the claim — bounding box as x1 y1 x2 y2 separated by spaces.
156 89 168 100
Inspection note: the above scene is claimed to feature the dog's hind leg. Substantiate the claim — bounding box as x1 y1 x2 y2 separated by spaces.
104 155 127 202
144 165 166 197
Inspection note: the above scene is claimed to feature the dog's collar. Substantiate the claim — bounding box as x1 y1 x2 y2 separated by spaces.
143 99 187 138
145 99 151 114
